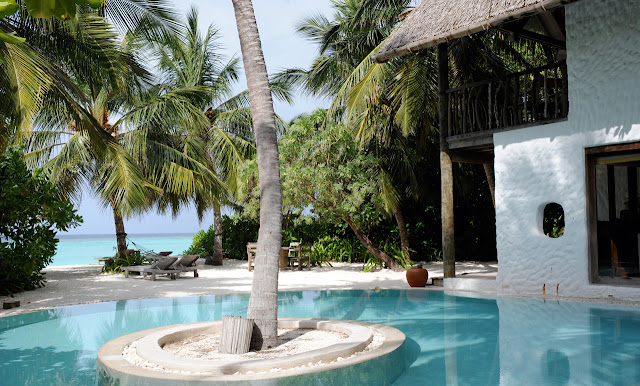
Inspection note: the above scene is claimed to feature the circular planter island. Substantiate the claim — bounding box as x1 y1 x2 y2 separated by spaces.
97 318 407 385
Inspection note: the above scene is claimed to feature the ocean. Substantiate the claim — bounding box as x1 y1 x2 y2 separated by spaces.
51 233 196 266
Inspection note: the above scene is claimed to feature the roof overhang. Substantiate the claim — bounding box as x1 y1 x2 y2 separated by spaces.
372 0 580 63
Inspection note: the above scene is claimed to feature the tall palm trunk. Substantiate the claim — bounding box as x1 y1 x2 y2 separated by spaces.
212 202 224 265
438 43 455 278
393 203 410 261
110 200 127 258
232 0 283 350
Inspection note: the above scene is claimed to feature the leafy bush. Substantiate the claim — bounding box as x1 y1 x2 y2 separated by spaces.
184 215 259 260
0 149 82 295
221 215 259 259
102 250 149 274
183 226 216 257
311 236 369 266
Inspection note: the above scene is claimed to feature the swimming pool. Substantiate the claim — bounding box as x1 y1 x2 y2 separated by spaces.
1 290 639 385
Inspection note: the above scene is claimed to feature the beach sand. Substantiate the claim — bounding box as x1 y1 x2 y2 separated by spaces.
0 259 498 316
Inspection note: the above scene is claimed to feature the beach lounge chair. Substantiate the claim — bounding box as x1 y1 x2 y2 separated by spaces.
172 255 200 278
288 243 312 271
247 242 257 271
123 257 179 281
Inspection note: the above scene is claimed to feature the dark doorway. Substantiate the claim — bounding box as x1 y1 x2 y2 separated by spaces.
587 144 640 284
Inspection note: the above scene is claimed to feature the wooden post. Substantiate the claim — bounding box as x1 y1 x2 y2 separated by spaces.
220 315 254 354
438 43 455 279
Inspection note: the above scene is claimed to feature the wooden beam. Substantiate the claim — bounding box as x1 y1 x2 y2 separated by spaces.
448 132 494 150
497 26 566 49
586 142 640 155
438 43 455 279
450 151 494 164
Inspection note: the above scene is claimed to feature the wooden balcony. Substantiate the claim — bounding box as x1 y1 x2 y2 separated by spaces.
446 61 568 161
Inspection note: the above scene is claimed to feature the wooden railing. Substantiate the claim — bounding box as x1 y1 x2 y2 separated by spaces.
446 61 568 137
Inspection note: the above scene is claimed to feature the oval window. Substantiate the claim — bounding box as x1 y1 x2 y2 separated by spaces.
543 203 565 238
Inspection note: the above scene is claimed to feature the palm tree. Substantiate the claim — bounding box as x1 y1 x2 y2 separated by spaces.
149 7 256 265
231 0 282 350
295 0 531 266
0 0 179 152
294 0 422 261
24 10 224 258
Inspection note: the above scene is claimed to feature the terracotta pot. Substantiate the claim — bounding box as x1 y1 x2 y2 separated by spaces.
406 267 429 287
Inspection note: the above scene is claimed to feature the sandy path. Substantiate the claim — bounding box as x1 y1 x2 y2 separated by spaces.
0 259 497 316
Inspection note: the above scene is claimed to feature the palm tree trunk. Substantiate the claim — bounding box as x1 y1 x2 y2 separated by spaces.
232 0 282 350
393 203 410 261
212 202 224 266
438 43 455 278
343 216 404 272
110 201 127 258
483 163 495 207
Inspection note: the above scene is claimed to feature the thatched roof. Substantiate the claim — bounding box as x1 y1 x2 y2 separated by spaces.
373 0 579 63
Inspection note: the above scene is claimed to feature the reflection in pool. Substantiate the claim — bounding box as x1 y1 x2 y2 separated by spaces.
1 290 640 385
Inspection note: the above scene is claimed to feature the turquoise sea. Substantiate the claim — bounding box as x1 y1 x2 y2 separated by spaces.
52 233 196 266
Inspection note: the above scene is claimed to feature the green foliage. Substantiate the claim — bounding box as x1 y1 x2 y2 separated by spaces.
23 0 102 20
543 204 565 238
221 215 259 259
240 110 388 233
311 236 368 266
183 226 216 257
0 148 82 295
378 240 413 269
184 215 259 260
101 250 148 274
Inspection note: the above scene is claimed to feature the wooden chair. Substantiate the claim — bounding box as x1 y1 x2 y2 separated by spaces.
247 242 257 271
288 243 312 270
299 244 312 270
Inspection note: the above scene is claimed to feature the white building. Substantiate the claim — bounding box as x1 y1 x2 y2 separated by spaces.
374 0 640 301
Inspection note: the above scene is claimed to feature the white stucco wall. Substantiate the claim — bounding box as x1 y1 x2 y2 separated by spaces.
494 0 640 300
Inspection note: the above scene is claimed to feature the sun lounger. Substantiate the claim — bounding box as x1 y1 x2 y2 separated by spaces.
123 257 179 281
171 255 200 278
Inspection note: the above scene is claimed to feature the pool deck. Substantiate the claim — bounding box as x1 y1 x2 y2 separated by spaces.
0 259 499 316
2 259 639 317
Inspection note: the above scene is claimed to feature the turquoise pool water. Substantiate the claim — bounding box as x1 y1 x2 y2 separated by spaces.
1 290 639 385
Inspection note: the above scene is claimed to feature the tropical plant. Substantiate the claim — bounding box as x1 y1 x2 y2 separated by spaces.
102 250 149 273
184 226 216 257
240 110 405 271
0 0 179 152
147 6 262 265
231 0 283 350
0 148 82 295
292 0 427 261
23 12 222 258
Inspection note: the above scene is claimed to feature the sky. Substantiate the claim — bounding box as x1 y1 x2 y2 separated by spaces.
63 0 335 236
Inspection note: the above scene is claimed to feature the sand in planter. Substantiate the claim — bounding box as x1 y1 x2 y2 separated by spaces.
162 328 349 361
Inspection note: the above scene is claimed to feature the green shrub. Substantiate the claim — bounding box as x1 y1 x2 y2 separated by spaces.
102 250 149 274
184 215 259 260
311 236 369 266
0 149 82 295
222 215 259 259
184 226 215 257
